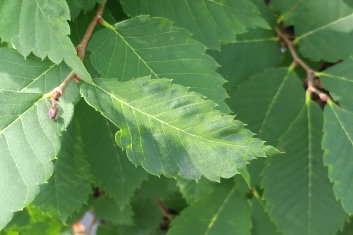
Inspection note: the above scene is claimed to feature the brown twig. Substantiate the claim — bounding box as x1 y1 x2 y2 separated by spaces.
275 27 329 102
155 198 173 222
48 1 107 119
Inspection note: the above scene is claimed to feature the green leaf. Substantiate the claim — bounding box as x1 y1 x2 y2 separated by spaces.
81 76 275 181
251 199 281 235
119 0 268 49
88 16 229 112
229 68 304 146
176 178 216 204
293 0 353 62
323 103 353 214
319 57 353 112
262 100 347 235
0 92 72 228
66 0 103 19
93 196 133 226
0 0 90 81
209 0 281 88
33 117 93 221
76 101 148 208
0 50 76 228
168 180 251 235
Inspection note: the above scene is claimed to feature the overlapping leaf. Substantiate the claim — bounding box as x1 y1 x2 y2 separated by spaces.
88 16 229 111
0 49 76 229
81 76 276 181
176 178 216 204
263 99 347 235
168 180 251 235
119 0 268 49
251 199 281 235
0 0 90 80
93 196 134 225
323 102 353 214
76 101 147 208
33 117 93 221
319 57 353 112
209 0 280 88
230 68 304 146
292 0 353 62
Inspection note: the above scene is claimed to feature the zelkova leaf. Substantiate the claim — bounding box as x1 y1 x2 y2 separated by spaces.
323 102 353 214
119 0 269 50
76 101 148 208
0 0 91 81
292 0 353 62
88 16 229 112
168 180 251 235
319 57 353 112
33 117 93 222
81 77 277 182
262 99 347 235
209 0 281 88
229 68 304 146
0 49 76 229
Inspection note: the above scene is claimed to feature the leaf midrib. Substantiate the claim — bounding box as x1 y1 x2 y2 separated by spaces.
298 12 353 40
0 93 44 135
109 27 160 79
91 83 250 149
204 185 236 235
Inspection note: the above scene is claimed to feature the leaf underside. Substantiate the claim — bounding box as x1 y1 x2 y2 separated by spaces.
81 76 275 181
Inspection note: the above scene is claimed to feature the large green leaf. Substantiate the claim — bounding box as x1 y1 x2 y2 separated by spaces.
0 50 76 229
293 0 353 62
119 0 268 49
168 180 251 235
76 101 148 208
0 0 90 80
262 99 347 235
88 16 229 112
323 102 353 214
319 57 353 112
33 117 93 221
81 76 276 181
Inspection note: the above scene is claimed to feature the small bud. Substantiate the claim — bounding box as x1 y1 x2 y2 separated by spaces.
97 17 103 25
319 93 329 102
74 74 82 83
49 105 58 120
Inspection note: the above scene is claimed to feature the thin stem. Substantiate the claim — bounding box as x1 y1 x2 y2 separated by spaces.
156 198 173 222
51 0 107 94
76 2 106 60
275 27 329 102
